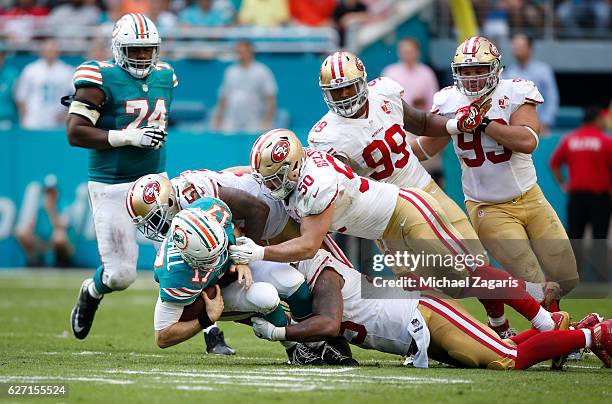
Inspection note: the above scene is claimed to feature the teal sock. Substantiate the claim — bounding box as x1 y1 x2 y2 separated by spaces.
282 282 312 320
93 265 113 295
264 305 288 327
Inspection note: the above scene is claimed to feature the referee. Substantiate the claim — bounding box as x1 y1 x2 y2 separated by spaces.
550 106 612 281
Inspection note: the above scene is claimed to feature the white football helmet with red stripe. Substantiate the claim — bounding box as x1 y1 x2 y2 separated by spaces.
127 174 178 242
319 51 368 117
171 208 229 276
250 128 305 201
111 13 160 78
451 36 502 98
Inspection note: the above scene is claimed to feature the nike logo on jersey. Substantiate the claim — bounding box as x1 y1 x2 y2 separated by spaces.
312 188 320 198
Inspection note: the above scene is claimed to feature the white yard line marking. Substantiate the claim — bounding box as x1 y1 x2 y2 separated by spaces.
176 385 215 391
0 376 134 385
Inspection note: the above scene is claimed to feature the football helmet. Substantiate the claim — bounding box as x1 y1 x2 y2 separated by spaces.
319 51 368 117
111 13 160 78
126 174 178 242
170 208 229 276
250 128 305 200
451 36 502 97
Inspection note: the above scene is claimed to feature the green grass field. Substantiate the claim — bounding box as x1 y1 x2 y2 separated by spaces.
0 270 610 404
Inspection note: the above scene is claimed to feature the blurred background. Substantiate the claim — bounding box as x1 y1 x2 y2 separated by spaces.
0 0 609 279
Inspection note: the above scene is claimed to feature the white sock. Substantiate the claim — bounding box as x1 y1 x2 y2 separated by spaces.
489 315 507 327
203 323 217 334
525 282 544 303
88 282 102 299
281 341 297 349
531 307 555 331
581 328 592 348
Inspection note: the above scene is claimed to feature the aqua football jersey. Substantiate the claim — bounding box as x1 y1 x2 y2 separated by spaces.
73 60 177 184
153 197 236 305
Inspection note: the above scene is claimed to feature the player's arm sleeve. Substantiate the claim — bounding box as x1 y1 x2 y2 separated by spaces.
297 174 339 217
379 76 406 99
73 61 110 99
154 297 184 331
511 80 544 113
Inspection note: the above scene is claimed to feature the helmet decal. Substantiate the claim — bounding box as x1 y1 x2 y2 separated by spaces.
490 43 500 57
172 226 188 250
142 181 161 204
271 139 290 163
355 58 364 72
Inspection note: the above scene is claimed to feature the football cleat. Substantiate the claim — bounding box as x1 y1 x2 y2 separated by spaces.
488 320 517 339
70 279 102 340
321 341 359 367
550 311 570 370
204 327 235 355
572 313 603 330
541 281 561 312
589 319 611 368
286 343 326 366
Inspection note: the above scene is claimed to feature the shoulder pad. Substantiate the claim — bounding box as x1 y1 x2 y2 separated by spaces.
509 79 543 105
73 61 103 88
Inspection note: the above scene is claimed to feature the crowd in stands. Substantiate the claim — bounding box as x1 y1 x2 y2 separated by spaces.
0 0 392 43
468 0 611 39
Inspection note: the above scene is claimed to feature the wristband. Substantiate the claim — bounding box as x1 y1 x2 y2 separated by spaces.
478 117 492 133
198 311 214 330
446 118 461 135
272 326 287 341
108 130 130 147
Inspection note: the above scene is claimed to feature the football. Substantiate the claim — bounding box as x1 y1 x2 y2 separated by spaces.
178 294 205 321
177 286 216 321
204 284 217 299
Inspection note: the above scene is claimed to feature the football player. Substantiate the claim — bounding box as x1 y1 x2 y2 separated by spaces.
307 51 524 336
60 14 242 352
308 51 486 261
249 250 611 370
153 205 300 356
410 37 578 311
128 171 353 364
232 129 567 336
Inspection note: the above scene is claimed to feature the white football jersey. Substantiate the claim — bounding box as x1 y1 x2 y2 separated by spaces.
286 148 399 239
432 79 543 203
308 76 431 189
297 250 427 362
172 169 289 240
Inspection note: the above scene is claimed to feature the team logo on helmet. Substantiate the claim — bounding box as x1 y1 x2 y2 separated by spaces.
490 43 500 57
172 226 188 250
271 140 290 163
355 57 364 72
142 181 161 204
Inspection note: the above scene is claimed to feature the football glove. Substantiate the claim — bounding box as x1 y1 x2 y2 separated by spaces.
455 97 493 133
229 236 265 265
108 126 167 149
251 317 286 341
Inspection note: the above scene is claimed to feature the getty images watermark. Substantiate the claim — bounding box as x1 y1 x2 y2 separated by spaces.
368 251 521 290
